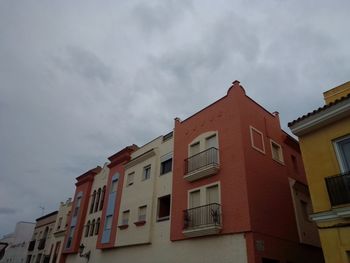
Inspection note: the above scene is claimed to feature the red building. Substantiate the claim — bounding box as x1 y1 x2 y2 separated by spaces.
171 81 324 263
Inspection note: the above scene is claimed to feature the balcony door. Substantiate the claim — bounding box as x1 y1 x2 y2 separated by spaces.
335 136 350 173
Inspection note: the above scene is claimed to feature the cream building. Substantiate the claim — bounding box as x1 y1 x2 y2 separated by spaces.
64 132 248 263
26 212 58 263
48 199 72 263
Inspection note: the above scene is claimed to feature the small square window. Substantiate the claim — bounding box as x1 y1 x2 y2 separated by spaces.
126 172 134 186
121 210 129 225
160 158 172 175
270 140 284 163
142 165 151 180
157 195 171 221
138 206 147 221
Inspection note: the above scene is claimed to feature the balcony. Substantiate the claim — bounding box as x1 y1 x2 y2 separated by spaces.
37 238 46 250
27 240 36 251
184 147 219 182
183 203 222 237
325 172 350 206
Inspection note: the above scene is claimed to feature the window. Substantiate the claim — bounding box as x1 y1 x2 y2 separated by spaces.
189 190 200 208
99 186 106 210
85 221 90 237
157 195 171 221
95 188 101 212
161 158 172 175
270 140 284 163
95 218 100 235
250 126 265 153
90 191 96 214
90 219 95 236
121 210 130 225
334 135 350 172
126 172 134 186
190 142 200 156
206 134 218 149
189 183 220 208
138 206 147 221
142 165 151 180
66 227 74 248
73 197 81 217
111 179 118 192
105 215 112 230
206 185 219 204
56 217 62 230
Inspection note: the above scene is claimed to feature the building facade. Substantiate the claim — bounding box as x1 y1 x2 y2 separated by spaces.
26 212 58 263
289 81 350 263
0 222 35 263
58 81 324 263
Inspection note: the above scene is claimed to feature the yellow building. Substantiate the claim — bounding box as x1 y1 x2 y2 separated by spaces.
289 81 350 263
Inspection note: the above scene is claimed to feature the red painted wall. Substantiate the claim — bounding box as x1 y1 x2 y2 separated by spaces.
171 82 251 240
97 146 137 249
61 167 101 254
171 81 324 263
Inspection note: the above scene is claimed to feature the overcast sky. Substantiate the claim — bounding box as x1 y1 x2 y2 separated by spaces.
1 0 349 236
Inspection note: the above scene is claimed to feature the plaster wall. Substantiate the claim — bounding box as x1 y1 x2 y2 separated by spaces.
65 233 247 263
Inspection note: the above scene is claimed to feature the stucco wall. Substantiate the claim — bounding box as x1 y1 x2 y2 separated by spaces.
65 233 247 263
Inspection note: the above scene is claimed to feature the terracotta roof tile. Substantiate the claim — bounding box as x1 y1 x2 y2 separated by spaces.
288 93 350 127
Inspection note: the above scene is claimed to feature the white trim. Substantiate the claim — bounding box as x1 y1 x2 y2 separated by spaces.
249 126 265 154
333 135 350 173
187 181 221 208
310 206 350 222
290 98 350 136
270 139 285 164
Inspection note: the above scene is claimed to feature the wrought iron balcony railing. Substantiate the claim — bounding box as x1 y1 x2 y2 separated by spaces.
183 203 221 230
37 238 46 250
27 240 36 251
185 147 219 174
325 171 350 206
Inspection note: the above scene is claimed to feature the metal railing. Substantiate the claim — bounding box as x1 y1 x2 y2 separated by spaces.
183 203 221 230
37 238 46 250
185 147 219 174
27 240 36 251
325 171 350 206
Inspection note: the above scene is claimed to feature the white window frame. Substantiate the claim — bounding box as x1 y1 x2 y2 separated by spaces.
270 139 284 164
333 134 350 173
126 172 134 186
250 126 265 154
187 181 221 208
142 165 151 181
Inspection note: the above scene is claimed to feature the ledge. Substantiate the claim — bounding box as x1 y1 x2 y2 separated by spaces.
134 220 146 226
310 206 350 222
182 225 222 238
184 164 219 182
118 224 129 230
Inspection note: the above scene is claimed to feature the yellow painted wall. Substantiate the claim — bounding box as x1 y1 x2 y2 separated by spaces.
299 117 350 213
298 116 350 263
323 81 350 104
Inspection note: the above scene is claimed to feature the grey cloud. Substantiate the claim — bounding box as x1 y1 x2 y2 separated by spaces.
0 208 16 215
53 46 113 84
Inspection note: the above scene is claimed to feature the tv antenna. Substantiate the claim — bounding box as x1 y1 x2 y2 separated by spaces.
39 205 45 216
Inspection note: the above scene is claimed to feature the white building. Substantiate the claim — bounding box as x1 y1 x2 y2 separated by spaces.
0 222 35 263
